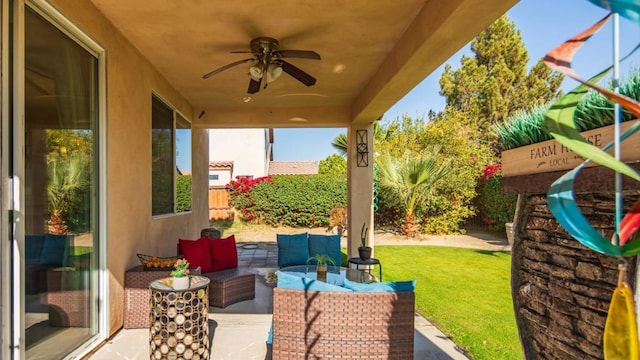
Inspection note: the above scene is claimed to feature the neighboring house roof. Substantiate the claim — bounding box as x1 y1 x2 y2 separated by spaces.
268 161 318 175
209 161 233 170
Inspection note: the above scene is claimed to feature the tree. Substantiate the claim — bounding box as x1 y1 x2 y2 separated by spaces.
438 15 563 143
46 129 93 234
376 148 450 237
47 154 89 234
318 154 347 176
331 134 348 156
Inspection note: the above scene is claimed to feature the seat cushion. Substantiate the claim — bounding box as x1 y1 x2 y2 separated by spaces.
209 235 238 271
276 270 351 292
179 238 213 273
277 233 309 267
308 234 342 266
40 234 70 266
26 234 46 265
343 278 416 292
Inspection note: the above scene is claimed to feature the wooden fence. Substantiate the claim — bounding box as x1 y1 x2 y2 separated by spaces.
208 187 232 220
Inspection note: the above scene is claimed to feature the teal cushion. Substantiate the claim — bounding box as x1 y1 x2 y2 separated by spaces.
308 234 342 266
26 235 45 265
343 278 416 292
266 321 273 345
276 271 352 292
277 233 310 267
40 234 70 266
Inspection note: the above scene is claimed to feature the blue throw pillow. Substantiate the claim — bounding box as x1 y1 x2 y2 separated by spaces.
343 278 416 292
25 234 45 265
308 234 342 266
40 234 70 266
276 271 352 292
277 233 310 267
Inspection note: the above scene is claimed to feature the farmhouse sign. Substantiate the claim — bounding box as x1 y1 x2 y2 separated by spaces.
502 122 640 177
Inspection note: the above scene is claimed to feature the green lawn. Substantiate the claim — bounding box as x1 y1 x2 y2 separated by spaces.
374 246 522 360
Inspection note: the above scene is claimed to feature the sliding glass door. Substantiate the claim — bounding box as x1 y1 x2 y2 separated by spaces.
10 3 102 358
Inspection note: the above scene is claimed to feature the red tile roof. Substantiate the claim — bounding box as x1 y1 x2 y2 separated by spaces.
209 161 233 170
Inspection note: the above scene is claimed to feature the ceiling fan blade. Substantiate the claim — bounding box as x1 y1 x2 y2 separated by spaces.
202 58 254 79
247 77 261 94
275 50 321 60
280 60 317 87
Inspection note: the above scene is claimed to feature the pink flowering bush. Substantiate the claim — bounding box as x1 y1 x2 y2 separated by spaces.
476 163 517 232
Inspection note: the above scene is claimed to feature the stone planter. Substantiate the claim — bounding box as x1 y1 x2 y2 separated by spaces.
502 160 640 360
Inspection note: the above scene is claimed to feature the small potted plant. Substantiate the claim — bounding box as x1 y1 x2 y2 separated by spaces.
170 258 190 290
307 254 336 282
358 223 372 260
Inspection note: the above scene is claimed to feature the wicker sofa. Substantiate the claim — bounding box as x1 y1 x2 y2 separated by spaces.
272 287 415 359
123 233 255 329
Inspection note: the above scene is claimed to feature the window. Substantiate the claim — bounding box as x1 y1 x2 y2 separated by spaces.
152 95 191 215
209 174 219 181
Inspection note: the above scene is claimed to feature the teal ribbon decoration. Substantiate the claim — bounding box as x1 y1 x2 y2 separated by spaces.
588 0 640 23
548 120 640 256
543 9 640 256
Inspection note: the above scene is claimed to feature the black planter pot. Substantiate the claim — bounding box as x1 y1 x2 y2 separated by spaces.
358 246 372 260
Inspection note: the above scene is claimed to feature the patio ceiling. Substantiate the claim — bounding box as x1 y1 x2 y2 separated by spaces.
89 0 517 128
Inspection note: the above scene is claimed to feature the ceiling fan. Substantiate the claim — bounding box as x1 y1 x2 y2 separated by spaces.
202 37 321 94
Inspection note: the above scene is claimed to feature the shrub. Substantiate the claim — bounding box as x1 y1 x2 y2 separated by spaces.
176 175 192 212
228 175 347 227
476 164 517 232
374 114 491 234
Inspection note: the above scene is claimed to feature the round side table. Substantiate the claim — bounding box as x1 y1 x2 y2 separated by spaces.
348 257 383 280
149 275 210 360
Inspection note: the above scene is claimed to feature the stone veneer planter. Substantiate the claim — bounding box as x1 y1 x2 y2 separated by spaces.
503 164 640 359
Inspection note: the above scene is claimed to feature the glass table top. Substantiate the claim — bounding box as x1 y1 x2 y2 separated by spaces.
279 265 376 286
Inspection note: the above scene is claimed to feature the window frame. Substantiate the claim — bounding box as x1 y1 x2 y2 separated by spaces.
151 93 191 216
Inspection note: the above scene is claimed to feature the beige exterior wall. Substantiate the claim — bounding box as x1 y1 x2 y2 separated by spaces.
47 0 209 335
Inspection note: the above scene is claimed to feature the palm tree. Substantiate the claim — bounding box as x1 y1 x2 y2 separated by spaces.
47 154 89 235
376 148 449 237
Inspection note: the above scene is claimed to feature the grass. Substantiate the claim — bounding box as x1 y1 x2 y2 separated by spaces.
374 246 521 360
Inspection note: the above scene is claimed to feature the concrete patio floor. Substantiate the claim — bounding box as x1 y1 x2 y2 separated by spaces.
88 237 504 359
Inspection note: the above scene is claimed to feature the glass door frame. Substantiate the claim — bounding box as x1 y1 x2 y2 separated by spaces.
4 0 108 358
1 0 11 359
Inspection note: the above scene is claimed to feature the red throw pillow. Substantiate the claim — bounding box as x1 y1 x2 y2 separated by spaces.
178 238 213 273
209 235 238 271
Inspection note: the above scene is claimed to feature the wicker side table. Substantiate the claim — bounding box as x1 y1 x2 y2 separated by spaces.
149 276 210 360
124 265 172 328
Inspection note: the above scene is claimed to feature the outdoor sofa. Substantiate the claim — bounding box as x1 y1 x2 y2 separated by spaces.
123 233 255 328
276 232 342 267
271 271 416 359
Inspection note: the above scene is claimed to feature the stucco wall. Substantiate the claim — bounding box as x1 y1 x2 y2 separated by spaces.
48 0 209 335
512 191 639 359
208 129 268 182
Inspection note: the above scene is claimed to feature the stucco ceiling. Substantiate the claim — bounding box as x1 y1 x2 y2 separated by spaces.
89 0 518 128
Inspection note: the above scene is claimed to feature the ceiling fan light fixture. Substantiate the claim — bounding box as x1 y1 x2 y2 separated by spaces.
266 63 283 83
249 63 264 81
